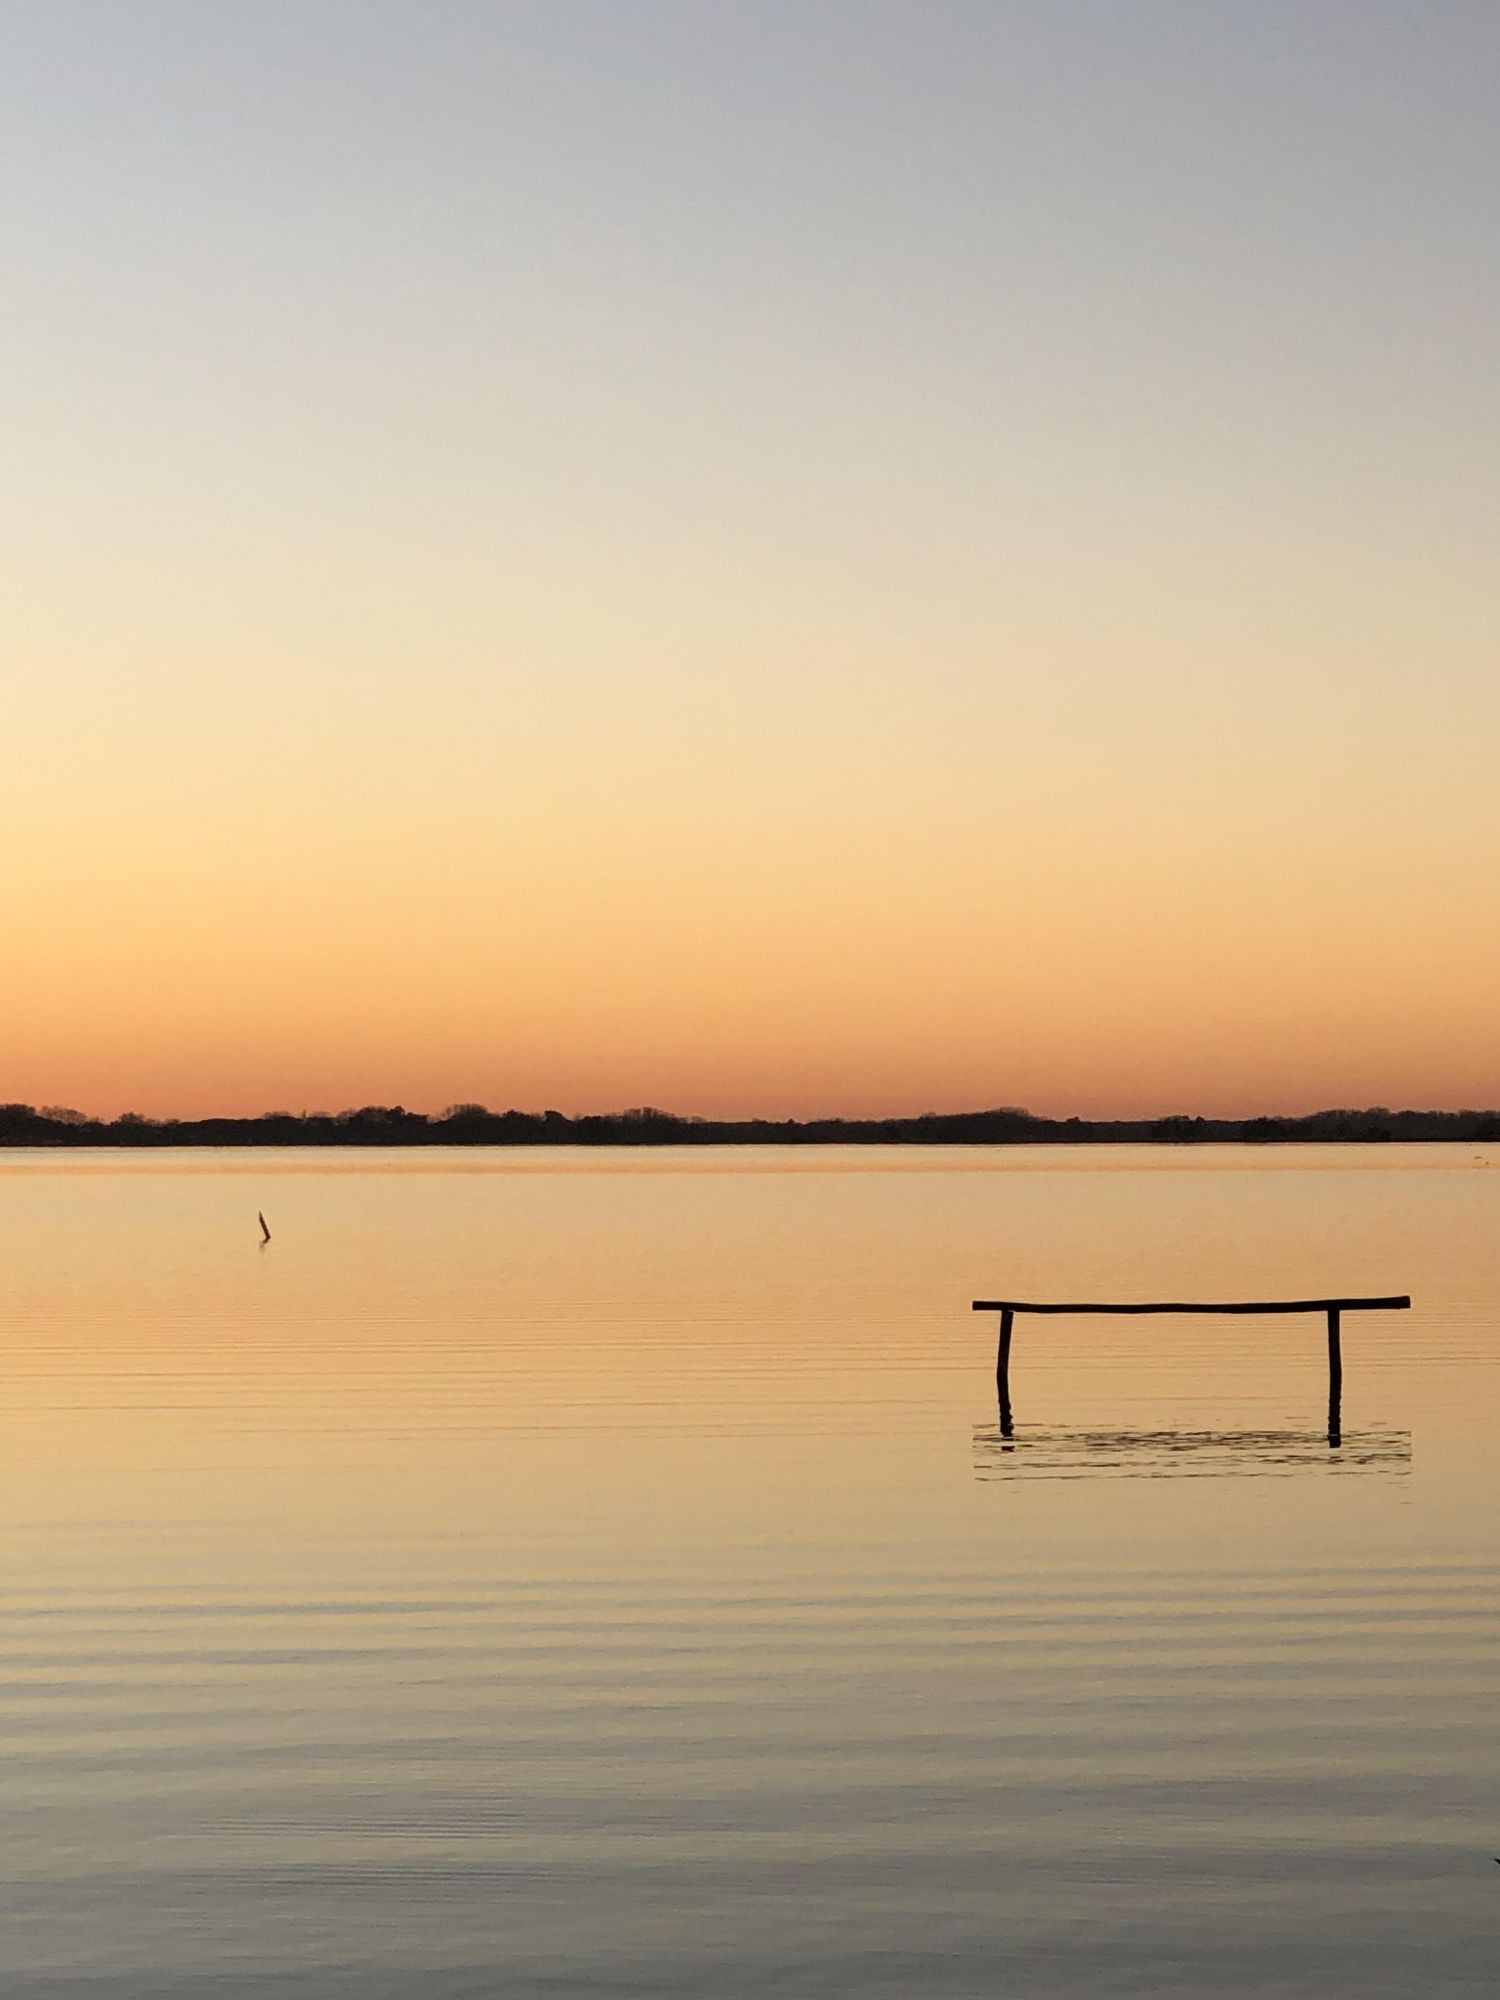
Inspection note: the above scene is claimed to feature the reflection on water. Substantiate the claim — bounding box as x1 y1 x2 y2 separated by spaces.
0 1144 1497 1998
974 1423 1413 1478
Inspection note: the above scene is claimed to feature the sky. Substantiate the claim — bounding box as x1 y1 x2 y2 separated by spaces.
3 0 1498 1121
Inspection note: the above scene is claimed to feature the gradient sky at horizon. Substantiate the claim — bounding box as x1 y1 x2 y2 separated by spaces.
4 1 1498 1120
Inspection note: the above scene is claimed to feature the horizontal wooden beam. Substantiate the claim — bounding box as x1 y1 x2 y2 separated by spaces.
971 1296 1409 1315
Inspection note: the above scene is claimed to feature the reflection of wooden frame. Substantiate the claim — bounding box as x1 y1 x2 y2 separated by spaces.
971 1423 1412 1478
971 1294 1411 1446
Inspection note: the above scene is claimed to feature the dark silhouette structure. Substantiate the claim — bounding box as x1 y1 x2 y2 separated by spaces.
971 1294 1412 1447
1 1101 1498 1150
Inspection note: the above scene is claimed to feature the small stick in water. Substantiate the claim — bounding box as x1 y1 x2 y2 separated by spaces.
258 1211 271 1244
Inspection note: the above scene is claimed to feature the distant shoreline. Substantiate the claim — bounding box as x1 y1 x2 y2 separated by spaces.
4 1105 1498 1148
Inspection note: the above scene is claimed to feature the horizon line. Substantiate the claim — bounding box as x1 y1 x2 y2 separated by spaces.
4 1100 1500 1144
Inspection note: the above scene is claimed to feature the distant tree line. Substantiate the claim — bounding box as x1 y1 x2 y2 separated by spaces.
2 1102 1499 1147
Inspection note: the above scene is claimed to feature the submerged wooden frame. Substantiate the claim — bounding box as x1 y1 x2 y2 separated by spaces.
971 1294 1411 1446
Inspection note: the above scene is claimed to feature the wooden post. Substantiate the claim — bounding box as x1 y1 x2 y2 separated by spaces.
971 1294 1407 1437
997 1308 1014 1438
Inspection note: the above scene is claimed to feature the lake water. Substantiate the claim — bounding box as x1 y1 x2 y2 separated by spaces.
2 1144 1497 1996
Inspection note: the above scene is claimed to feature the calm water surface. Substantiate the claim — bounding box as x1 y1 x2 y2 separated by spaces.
1 1145 1497 1996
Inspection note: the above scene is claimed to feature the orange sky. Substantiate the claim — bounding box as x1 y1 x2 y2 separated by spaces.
5 4 1498 1121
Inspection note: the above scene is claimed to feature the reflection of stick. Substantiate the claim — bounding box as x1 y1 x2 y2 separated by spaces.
258 1211 271 1244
